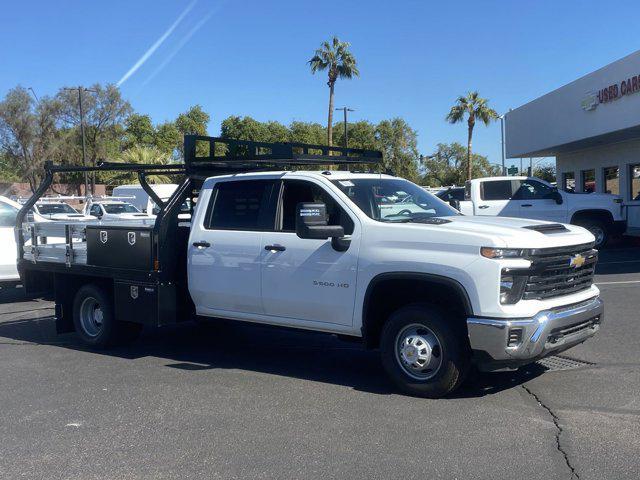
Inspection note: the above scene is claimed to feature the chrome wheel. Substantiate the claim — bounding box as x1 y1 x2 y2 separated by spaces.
394 323 443 380
79 297 104 337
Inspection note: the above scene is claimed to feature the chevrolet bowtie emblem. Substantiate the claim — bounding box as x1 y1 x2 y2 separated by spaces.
569 254 586 268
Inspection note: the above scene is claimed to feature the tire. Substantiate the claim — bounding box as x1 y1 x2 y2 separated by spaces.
72 284 141 348
575 219 608 248
380 304 470 398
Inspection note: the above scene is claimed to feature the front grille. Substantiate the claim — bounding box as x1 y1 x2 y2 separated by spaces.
522 243 597 300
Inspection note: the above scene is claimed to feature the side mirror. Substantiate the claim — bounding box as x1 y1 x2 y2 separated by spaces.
296 203 350 251
449 199 461 211
550 189 563 205
296 203 344 239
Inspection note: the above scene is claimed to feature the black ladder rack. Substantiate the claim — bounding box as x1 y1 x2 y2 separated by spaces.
183 135 383 173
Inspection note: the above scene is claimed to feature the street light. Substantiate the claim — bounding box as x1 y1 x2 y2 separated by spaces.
63 86 97 195
498 114 506 175
336 107 355 148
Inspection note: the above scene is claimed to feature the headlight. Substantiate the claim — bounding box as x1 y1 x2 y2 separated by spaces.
500 270 527 304
480 247 527 259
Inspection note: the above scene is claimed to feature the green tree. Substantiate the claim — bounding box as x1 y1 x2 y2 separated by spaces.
333 120 377 150
175 105 209 136
533 164 556 183
446 91 498 181
0 86 64 190
308 36 359 147
57 84 131 191
154 121 181 156
288 121 326 145
422 142 500 186
374 118 420 181
124 113 155 148
116 145 173 184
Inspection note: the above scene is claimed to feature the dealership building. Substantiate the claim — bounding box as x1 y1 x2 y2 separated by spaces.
505 50 640 233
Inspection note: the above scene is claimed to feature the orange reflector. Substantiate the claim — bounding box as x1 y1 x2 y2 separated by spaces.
154 259 160 271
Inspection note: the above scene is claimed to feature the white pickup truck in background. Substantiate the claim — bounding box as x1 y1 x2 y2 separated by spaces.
458 176 626 247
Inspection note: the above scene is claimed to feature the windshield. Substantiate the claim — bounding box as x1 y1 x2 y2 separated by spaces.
37 203 78 215
0 202 18 227
331 178 459 222
103 203 140 214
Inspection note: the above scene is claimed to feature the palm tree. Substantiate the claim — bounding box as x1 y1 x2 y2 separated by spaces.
308 36 359 147
117 145 173 184
446 91 498 181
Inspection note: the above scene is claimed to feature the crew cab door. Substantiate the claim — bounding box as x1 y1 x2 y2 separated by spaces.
188 179 278 315
475 180 520 217
512 179 567 223
260 179 359 327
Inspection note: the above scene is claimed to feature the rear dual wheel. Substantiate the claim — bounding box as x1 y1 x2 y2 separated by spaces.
73 284 142 348
380 304 469 398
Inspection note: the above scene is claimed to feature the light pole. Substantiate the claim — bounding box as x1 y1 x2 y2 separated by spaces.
64 86 97 195
336 107 355 148
499 114 506 175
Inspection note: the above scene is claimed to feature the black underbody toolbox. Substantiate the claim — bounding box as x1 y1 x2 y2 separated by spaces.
86 225 154 271
114 281 176 326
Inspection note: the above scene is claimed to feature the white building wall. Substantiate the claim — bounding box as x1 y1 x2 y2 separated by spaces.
506 50 640 158
557 139 640 228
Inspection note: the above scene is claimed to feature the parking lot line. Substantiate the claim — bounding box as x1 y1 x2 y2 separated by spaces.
595 280 640 285
597 260 640 265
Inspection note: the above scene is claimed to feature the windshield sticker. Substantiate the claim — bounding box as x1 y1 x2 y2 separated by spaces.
339 180 355 187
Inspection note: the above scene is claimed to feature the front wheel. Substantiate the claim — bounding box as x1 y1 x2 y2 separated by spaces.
380 304 469 398
575 219 608 248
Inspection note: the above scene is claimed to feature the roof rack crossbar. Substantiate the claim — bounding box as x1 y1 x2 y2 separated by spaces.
42 160 185 174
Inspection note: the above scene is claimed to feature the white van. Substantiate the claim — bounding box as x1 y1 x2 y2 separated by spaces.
112 184 178 215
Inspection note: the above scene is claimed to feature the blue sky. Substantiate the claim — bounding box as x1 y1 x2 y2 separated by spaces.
2 0 639 168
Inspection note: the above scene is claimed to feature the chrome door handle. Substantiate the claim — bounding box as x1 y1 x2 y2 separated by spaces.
478 205 489 209
264 244 286 252
192 241 211 248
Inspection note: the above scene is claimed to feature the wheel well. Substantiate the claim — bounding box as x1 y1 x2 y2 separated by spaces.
571 209 613 226
362 274 472 349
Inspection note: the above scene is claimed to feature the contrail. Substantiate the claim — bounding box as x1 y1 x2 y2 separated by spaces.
117 0 197 86
141 5 221 87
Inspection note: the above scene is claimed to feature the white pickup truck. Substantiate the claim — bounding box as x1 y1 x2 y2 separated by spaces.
17 137 604 398
458 176 626 247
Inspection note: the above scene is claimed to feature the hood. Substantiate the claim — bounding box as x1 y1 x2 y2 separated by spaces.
391 215 595 249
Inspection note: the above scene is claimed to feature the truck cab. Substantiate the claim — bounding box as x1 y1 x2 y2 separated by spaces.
459 176 626 247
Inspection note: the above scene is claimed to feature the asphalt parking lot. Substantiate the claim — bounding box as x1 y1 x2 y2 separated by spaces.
1 244 639 480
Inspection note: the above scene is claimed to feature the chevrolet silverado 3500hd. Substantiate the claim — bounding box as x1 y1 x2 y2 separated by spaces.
16 136 603 398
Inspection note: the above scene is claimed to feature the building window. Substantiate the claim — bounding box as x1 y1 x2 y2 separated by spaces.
631 163 640 201
603 166 619 195
581 169 596 193
562 172 575 192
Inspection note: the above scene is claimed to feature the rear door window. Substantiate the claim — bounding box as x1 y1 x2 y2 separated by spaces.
481 180 514 200
204 180 277 231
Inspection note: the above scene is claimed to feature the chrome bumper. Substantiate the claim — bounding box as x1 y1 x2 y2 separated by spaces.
467 297 603 370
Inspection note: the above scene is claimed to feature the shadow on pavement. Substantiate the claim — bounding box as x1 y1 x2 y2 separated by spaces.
0 312 546 398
